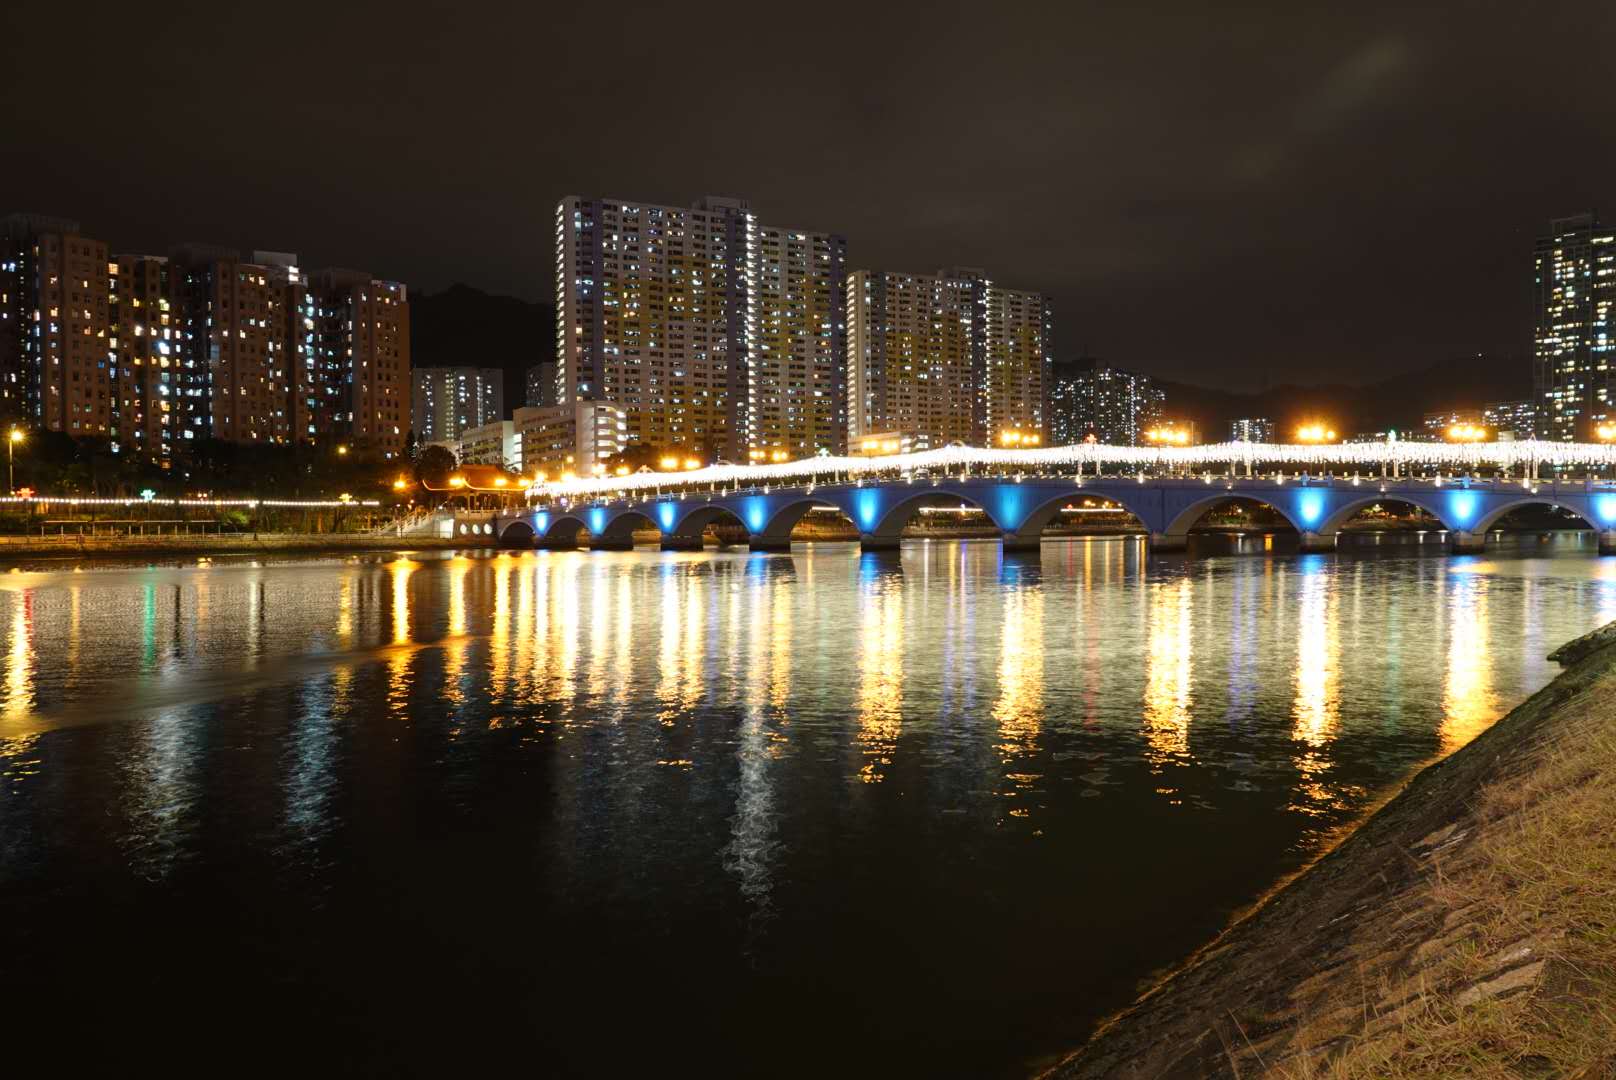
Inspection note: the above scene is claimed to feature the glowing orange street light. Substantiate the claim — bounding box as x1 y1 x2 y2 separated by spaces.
615 465 630 476
682 457 702 470
1446 423 1488 443
1295 423 1337 443
659 456 681 471
392 476 408 491
447 475 466 488
1597 423 1616 442
1146 426 1192 446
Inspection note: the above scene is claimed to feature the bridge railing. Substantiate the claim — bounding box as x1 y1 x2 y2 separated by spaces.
526 441 1616 507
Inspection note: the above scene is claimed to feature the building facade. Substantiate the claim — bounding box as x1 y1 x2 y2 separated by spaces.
413 366 504 444
457 419 519 471
1047 357 1163 446
1229 417 1275 443
526 359 557 408
2 213 411 463
1534 212 1616 441
981 285 1052 444
1483 399 1537 440
743 225 847 458
515 400 626 481
0 215 114 437
846 267 1049 449
554 195 847 461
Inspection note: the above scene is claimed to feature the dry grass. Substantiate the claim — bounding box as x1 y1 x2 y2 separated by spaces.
1278 686 1616 1079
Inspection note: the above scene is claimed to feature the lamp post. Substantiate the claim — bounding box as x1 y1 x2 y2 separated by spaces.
7 428 22 494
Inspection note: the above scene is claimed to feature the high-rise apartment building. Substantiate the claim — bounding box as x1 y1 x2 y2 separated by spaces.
847 267 1050 448
526 359 557 408
413 366 504 444
1047 357 1162 446
1229 417 1275 443
0 215 114 436
555 195 847 460
1483 399 1537 440
3 213 411 462
109 253 183 462
744 225 847 457
556 196 748 455
1534 212 1616 441
171 246 296 445
310 270 411 459
981 285 1052 444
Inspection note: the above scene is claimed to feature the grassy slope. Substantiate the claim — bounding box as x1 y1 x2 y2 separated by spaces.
1048 626 1616 1079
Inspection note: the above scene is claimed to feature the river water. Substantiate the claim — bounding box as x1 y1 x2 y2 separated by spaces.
1 534 1613 1075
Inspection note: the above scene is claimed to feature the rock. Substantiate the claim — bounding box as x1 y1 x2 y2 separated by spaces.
1453 959 1545 1006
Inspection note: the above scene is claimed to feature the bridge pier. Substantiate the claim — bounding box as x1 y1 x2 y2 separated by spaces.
1449 530 1486 554
587 535 634 551
1600 530 1616 556
659 534 705 551
748 537 793 553
859 534 902 552
1148 533 1188 553
1298 531 1337 553
1001 532 1042 553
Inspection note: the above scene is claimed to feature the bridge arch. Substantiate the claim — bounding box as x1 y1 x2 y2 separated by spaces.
1316 492 1453 535
668 503 750 541
498 519 536 547
538 512 590 544
758 497 842 540
598 508 657 542
1163 492 1307 538
861 488 997 539
1009 489 1153 540
1472 497 1601 535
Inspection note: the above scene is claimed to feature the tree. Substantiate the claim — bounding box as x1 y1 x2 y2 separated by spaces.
415 444 457 485
602 442 667 473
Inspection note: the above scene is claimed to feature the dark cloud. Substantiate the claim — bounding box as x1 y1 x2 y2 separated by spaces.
4 0 1614 391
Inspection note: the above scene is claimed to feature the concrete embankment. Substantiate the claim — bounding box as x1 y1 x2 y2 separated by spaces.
0 533 468 560
1048 621 1616 1079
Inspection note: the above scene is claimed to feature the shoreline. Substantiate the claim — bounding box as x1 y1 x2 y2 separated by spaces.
1045 619 1616 1078
0 525 1594 563
0 533 470 562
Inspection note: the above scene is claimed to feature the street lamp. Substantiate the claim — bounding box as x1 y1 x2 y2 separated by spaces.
1597 423 1616 443
7 427 22 494
1295 423 1337 443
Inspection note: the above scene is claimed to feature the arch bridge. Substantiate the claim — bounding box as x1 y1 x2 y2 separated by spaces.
491 476 1616 556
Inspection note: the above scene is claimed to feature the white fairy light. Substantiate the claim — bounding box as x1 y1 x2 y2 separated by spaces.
530 440 1614 501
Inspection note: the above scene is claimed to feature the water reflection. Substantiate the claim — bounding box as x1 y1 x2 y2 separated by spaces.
0 539 1611 1079
855 569 903 783
1143 577 1193 775
1291 559 1342 814
1443 569 1497 753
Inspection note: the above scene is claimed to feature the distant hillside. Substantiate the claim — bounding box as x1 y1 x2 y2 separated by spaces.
1159 357 1531 438
410 284 556 410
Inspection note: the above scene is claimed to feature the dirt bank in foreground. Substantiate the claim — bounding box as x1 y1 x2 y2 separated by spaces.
1048 622 1616 1079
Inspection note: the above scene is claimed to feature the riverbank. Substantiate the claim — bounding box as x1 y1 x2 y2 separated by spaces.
1047 620 1616 1078
0 532 467 560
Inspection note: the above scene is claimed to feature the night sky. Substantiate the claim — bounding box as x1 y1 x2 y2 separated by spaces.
5 1 1615 390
